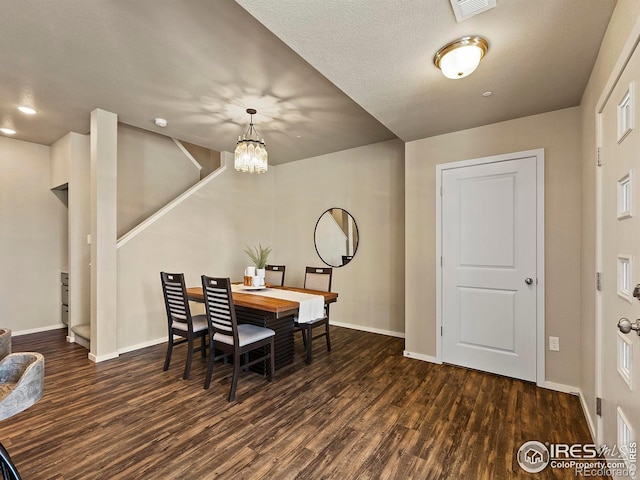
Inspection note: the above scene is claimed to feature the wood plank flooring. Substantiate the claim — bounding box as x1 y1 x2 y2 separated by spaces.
0 327 601 480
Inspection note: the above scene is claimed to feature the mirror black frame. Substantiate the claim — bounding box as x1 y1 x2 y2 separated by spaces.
314 208 359 268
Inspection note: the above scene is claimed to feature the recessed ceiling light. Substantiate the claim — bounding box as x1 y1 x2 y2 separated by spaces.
154 117 167 127
18 105 37 115
482 91 493 97
0 128 16 135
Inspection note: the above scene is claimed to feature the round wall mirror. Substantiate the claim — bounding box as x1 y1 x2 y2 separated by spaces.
314 208 359 267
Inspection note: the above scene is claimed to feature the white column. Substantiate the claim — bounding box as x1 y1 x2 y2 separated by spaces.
89 109 119 362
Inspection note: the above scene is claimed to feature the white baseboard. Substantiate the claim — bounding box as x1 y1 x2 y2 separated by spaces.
578 388 597 442
540 380 580 395
118 336 167 355
403 350 442 364
88 351 119 363
330 321 404 338
13 324 66 336
88 336 168 360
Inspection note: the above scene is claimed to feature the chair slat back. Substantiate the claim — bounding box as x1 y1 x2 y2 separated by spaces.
265 265 286 286
304 267 332 292
160 272 192 328
201 276 238 342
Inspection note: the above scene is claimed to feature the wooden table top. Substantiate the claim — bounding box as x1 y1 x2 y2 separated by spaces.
186 285 338 315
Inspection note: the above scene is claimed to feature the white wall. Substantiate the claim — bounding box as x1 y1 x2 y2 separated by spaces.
51 132 91 336
0 136 67 333
116 153 275 351
405 107 582 387
50 134 70 189
117 124 201 237
68 133 91 331
115 139 404 352
273 139 405 336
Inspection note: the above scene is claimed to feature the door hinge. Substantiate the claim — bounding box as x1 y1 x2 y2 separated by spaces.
440 256 443 266
440 186 443 196
596 397 602 416
596 272 602 292
596 147 602 167
441 326 443 336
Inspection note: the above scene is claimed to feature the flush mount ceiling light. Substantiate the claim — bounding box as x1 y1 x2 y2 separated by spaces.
434 36 488 79
0 128 16 135
234 108 268 174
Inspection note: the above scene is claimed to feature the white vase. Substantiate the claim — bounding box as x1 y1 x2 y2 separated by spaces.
256 268 266 285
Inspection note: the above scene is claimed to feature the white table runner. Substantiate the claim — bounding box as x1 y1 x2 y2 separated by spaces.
231 285 325 324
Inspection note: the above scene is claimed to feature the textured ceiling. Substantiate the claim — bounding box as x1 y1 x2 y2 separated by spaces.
0 0 617 164
237 0 617 141
0 0 395 164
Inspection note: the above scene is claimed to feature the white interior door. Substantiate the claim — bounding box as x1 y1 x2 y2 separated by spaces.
441 155 539 382
597 38 640 472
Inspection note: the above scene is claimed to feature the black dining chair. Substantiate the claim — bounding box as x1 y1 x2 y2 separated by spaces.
201 276 275 401
264 264 286 286
294 266 333 364
160 272 208 380
0 442 21 480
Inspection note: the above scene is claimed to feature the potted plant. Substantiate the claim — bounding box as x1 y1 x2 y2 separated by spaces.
244 244 271 283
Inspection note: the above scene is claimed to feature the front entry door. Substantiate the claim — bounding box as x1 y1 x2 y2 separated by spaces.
441 154 539 382
597 37 640 468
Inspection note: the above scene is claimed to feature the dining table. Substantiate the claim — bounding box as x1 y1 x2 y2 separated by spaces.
186 284 338 373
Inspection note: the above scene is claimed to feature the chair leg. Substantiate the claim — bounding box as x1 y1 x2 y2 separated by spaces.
325 321 331 352
163 336 173 371
305 325 312 365
269 338 275 381
201 335 207 358
301 328 307 347
229 351 241 402
204 340 215 389
183 335 194 380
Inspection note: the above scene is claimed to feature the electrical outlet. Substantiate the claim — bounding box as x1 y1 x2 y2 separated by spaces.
549 336 560 352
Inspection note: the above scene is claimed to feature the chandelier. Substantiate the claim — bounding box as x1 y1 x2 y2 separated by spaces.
234 108 268 174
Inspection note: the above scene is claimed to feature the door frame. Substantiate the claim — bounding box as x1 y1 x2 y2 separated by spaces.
594 14 640 446
435 149 546 386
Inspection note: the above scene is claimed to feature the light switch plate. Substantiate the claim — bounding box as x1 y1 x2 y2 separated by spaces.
549 336 560 352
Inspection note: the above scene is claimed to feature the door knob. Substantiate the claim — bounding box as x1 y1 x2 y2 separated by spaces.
618 318 640 335
525 278 533 285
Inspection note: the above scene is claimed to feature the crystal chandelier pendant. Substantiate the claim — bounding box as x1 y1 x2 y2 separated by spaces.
234 108 268 174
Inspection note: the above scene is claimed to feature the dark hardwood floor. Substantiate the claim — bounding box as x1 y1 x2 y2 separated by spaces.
0 327 601 479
